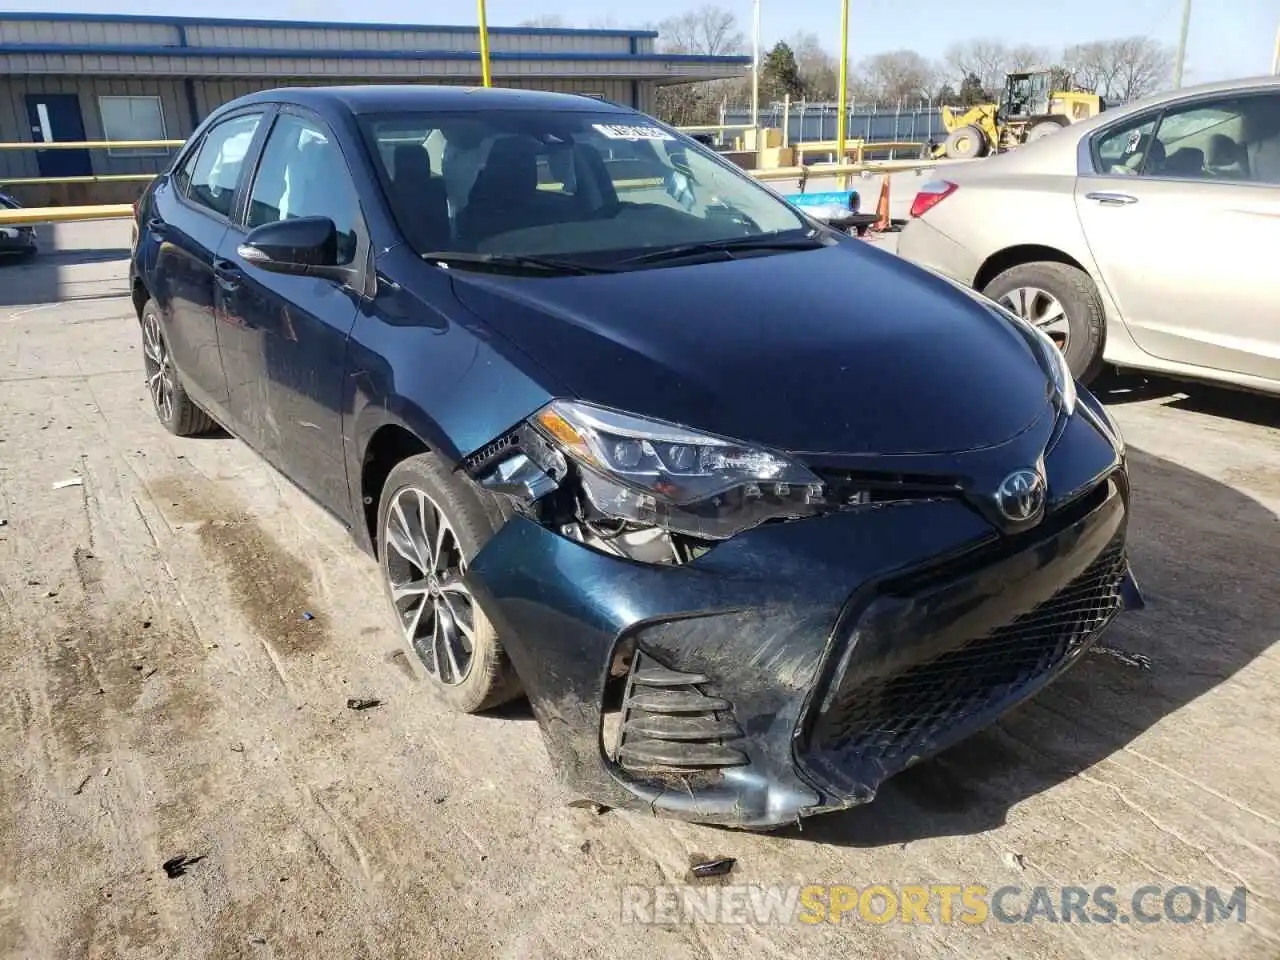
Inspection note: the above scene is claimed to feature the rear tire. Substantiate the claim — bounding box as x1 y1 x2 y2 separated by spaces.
375 452 522 714
983 261 1107 384
944 125 988 160
1026 119 1066 142
139 298 217 437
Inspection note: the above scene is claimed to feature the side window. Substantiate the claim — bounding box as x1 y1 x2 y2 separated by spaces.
1093 115 1159 175
1235 93 1280 185
187 113 263 218
172 138 202 197
246 114 361 265
1150 98 1246 180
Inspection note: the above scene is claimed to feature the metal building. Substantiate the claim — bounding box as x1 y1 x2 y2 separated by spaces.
0 12 749 204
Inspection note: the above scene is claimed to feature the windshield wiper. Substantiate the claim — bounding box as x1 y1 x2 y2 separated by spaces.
421 251 614 276
618 232 828 266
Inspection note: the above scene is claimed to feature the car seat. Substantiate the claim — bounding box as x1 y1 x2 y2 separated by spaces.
1205 134 1249 179
1163 147 1205 177
390 144 451 253
567 143 620 218
457 136 545 246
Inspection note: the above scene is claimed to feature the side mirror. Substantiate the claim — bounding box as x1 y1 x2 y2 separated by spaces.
237 216 350 281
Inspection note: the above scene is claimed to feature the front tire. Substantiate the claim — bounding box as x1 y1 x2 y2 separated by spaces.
376 452 522 714
983 261 1107 384
944 125 988 159
140 298 216 436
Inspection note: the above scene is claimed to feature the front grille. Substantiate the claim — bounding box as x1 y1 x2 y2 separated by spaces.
806 536 1127 782
810 468 963 508
614 652 747 775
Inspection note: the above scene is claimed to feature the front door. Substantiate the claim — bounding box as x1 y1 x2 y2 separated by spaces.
215 108 364 518
24 94 91 180
1075 89 1280 384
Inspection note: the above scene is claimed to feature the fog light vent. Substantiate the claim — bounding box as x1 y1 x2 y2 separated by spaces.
616 652 747 773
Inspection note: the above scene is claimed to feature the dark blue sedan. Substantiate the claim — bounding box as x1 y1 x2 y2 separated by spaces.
129 85 1142 829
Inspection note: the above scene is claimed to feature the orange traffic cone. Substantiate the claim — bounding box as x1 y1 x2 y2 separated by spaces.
872 175 891 232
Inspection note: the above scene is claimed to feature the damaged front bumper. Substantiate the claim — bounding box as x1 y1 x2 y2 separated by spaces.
466 406 1143 830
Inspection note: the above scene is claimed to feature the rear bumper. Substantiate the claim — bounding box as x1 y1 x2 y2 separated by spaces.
469 408 1138 829
897 218 980 286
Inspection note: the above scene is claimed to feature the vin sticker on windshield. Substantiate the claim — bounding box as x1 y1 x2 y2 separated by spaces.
593 123 676 142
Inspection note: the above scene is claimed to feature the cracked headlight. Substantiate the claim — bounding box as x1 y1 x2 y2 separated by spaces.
531 400 825 540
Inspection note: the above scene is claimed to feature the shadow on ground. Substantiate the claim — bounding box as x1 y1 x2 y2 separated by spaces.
783 443 1278 847
1094 370 1280 429
0 222 130 308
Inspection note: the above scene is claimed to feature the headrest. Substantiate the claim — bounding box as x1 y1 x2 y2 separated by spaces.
1163 147 1204 175
393 144 433 183
1205 134 1241 166
473 136 539 197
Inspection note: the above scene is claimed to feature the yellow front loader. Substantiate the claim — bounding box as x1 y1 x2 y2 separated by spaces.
931 71 1106 160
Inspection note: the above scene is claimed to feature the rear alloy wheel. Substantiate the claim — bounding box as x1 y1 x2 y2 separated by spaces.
140 298 216 436
376 453 521 713
984 261 1107 384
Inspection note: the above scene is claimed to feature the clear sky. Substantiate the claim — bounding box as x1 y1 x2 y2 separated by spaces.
1 0 1274 84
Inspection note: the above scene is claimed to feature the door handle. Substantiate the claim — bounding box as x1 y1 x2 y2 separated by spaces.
1085 191 1138 206
213 258 241 290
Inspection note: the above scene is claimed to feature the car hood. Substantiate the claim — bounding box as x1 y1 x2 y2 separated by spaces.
447 242 1054 456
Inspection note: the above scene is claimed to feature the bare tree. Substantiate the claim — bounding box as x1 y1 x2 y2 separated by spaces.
943 38 1011 93
1007 43 1051 72
1108 36 1174 100
787 31 840 100
1064 37 1172 101
653 5 748 125
1063 41 1122 97
656 4 747 55
518 14 569 28
860 49 939 104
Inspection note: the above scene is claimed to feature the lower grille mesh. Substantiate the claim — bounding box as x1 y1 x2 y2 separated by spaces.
809 537 1127 767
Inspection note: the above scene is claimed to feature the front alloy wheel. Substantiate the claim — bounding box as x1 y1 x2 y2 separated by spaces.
383 486 476 686
374 452 521 713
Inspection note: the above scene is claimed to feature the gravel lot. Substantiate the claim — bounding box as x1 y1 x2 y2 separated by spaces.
1 224 1278 959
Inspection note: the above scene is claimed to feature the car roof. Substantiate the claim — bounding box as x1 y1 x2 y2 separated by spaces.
1114 73 1280 114
230 84 635 116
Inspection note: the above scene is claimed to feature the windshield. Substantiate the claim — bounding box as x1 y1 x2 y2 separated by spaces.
360 109 810 265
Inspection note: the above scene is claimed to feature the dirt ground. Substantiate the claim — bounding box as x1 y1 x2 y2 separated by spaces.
1 225 1278 960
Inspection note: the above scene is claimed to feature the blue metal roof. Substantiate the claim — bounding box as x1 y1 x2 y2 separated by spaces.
0 11 660 39
0 42 751 67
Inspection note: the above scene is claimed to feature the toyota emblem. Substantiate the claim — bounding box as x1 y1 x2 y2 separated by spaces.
995 469 1046 523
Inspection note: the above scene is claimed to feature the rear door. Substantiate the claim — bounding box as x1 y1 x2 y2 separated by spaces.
147 109 268 416
215 107 365 517
1075 89 1280 383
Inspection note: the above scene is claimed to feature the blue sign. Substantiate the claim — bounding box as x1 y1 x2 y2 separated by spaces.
784 189 860 213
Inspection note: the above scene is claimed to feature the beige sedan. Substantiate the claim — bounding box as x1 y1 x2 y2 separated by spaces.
897 74 1280 393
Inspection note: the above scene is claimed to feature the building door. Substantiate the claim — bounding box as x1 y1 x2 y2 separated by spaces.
24 94 92 180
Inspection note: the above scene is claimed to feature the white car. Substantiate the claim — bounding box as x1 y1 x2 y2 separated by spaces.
898 74 1280 394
